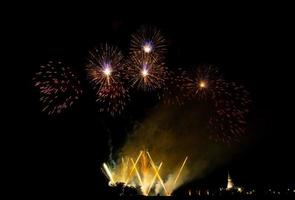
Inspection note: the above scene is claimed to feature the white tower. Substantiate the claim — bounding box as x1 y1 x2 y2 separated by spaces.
226 171 234 190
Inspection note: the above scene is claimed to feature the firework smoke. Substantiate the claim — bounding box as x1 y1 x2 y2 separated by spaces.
105 102 242 195
102 150 188 196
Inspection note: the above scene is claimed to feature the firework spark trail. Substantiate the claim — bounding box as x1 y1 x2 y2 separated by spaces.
118 157 128 183
146 152 169 195
102 150 189 196
33 61 82 115
102 163 115 184
147 162 162 195
131 158 144 187
125 151 143 184
171 156 188 193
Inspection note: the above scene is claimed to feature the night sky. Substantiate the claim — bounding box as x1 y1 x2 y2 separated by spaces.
13 3 293 199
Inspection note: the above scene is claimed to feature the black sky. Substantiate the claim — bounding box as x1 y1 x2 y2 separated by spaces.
10 2 294 199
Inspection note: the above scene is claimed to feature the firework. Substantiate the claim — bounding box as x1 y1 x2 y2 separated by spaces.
147 162 162 195
95 83 130 116
160 66 221 105
209 80 251 143
127 53 169 91
127 26 168 92
86 44 129 115
87 44 125 88
102 163 115 185
101 150 188 196
160 65 251 143
179 65 251 143
130 26 166 59
160 68 192 105
185 65 222 99
33 61 82 115
146 151 169 195
172 156 188 191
